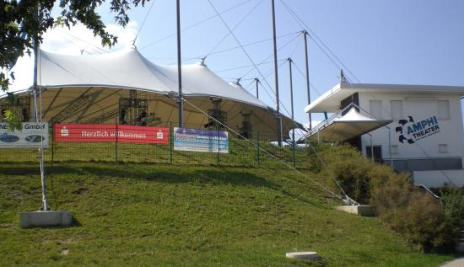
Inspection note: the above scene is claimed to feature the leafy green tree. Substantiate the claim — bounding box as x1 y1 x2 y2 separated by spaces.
1 0 151 92
1 1 151 128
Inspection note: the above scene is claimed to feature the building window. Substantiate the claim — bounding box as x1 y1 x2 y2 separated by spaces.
366 145 383 163
437 100 450 120
390 145 399 155
390 100 403 120
438 144 448 153
369 100 383 119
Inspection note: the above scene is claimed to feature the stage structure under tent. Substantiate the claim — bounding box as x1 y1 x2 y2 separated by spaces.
1 49 301 139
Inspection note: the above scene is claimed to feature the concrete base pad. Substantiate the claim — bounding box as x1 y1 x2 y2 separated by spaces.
456 242 464 253
286 252 320 260
19 211 72 228
336 205 375 217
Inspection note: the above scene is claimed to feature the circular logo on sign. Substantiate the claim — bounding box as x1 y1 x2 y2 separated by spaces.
0 133 19 143
396 116 415 144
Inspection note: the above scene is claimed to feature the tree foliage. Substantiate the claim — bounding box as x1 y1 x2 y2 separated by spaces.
0 0 151 91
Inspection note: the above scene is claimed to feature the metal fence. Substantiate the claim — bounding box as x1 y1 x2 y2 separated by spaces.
0 122 310 169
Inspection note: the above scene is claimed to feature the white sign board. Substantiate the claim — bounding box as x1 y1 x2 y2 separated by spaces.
0 122 49 148
174 127 229 153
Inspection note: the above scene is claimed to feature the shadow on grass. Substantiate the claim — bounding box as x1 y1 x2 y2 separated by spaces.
71 216 82 227
0 163 274 186
75 165 325 207
78 165 277 187
0 165 84 176
0 163 324 207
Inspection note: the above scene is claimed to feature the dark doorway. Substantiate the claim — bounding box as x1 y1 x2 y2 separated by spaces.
366 145 383 163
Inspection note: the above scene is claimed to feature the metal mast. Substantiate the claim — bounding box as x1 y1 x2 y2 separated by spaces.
288 58 296 167
287 58 294 124
254 78 259 99
302 30 312 130
271 0 282 146
176 0 184 127
33 5 49 211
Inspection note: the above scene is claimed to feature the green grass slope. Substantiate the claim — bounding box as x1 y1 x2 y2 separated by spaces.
0 162 454 266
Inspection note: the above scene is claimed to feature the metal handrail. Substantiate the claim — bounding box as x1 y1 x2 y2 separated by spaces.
306 102 359 138
416 184 441 200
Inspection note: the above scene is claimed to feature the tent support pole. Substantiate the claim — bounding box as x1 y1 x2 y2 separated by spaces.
288 58 296 168
33 11 49 211
303 30 312 130
176 0 184 128
255 78 259 99
271 0 282 147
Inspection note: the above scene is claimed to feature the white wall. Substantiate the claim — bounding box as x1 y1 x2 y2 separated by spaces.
358 92 464 162
413 170 464 188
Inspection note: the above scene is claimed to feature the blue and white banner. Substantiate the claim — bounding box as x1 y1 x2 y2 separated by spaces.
0 122 49 148
174 127 229 153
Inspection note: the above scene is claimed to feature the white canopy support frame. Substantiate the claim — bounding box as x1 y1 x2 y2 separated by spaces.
306 103 392 142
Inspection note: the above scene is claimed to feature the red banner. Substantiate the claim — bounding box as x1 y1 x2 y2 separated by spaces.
54 123 169 145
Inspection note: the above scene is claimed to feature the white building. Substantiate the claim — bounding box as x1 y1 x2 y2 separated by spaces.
305 81 464 188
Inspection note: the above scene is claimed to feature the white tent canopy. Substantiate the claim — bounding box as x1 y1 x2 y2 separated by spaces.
36 49 267 108
3 49 301 139
307 107 392 142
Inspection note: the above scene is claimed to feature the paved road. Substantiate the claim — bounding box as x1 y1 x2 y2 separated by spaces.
440 258 464 267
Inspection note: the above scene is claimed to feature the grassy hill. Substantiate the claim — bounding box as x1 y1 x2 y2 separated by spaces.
0 162 455 266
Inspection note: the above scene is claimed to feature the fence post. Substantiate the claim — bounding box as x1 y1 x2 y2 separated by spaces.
216 125 220 165
50 123 54 162
169 121 173 164
256 130 260 167
115 117 118 163
292 134 296 169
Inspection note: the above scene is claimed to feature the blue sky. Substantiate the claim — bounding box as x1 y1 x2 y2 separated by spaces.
11 0 464 127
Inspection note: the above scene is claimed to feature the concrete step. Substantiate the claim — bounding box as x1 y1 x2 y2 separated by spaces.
456 243 464 253
457 225 464 253
19 211 72 228
335 205 375 217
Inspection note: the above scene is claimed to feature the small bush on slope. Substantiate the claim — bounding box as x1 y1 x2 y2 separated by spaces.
439 187 464 250
309 143 463 252
372 183 446 251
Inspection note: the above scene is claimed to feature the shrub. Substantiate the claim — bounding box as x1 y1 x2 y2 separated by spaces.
369 172 413 214
308 143 463 252
312 143 373 203
439 187 464 250
372 182 446 251
329 157 371 203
